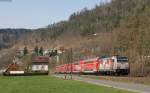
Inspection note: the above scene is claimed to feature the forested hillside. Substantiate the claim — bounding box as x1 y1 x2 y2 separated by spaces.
22 0 150 49
22 0 150 76
22 0 150 55
0 29 31 50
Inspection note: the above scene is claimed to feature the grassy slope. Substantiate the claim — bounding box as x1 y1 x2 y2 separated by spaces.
0 76 136 93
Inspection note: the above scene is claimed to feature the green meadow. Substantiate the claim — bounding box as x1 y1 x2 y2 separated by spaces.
0 76 137 93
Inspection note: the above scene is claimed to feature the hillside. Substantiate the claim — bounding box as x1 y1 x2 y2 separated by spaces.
0 29 31 50
0 0 150 76
21 0 150 49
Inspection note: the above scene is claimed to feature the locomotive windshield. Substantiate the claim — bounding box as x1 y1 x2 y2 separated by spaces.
116 56 128 63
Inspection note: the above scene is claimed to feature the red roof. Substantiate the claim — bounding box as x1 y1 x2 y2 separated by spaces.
32 56 49 63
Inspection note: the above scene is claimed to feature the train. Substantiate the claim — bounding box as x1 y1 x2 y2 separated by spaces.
55 56 129 75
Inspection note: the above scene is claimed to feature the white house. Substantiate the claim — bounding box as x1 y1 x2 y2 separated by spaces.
31 56 49 73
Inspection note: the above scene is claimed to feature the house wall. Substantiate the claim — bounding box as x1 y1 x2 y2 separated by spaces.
31 65 48 71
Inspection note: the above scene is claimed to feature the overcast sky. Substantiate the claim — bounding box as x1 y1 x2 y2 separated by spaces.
0 0 107 29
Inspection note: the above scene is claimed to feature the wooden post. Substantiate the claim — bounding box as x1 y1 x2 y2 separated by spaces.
64 51 68 79
141 55 144 76
70 48 73 79
64 48 73 79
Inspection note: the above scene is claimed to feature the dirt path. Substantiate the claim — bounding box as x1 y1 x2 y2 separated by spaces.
53 74 150 93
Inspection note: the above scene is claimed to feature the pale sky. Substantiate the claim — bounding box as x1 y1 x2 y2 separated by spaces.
0 0 107 29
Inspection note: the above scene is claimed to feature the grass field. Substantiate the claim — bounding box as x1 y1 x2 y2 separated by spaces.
0 76 136 93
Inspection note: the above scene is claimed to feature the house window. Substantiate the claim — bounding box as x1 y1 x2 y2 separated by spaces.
36 65 39 70
41 65 45 70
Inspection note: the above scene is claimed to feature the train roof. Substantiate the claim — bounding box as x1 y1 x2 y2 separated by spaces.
81 57 99 62
98 56 128 60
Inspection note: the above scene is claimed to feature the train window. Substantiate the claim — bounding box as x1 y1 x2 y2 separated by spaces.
111 59 114 62
74 62 79 65
117 59 128 62
117 56 128 62
84 61 93 64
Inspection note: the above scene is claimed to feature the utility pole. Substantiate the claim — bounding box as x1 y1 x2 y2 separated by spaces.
70 48 73 79
141 55 144 76
64 48 73 79
64 51 67 79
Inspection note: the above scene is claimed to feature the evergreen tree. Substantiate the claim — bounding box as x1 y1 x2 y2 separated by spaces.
39 47 44 56
34 46 39 56
23 46 28 56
